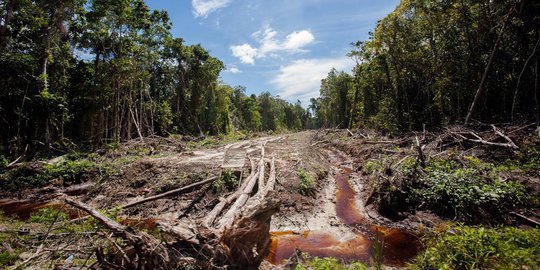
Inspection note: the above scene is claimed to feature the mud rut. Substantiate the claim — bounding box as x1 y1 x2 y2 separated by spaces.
268 149 421 267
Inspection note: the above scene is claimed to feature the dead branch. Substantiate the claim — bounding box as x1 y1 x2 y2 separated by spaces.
121 176 218 209
491 125 519 149
510 212 540 228
452 131 519 149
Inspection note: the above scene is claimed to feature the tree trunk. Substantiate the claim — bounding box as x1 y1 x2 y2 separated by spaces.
0 0 14 48
465 8 512 125
535 59 539 126
511 38 540 122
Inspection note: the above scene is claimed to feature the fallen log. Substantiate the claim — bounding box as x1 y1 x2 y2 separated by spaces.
121 176 218 209
217 146 265 229
204 158 256 227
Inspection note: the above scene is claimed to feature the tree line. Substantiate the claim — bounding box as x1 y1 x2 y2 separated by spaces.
312 0 540 133
0 0 309 157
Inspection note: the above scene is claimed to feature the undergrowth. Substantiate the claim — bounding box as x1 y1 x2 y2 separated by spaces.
0 157 98 190
371 155 531 222
410 225 540 270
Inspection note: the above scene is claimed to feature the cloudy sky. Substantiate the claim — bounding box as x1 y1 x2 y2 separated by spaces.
146 0 400 105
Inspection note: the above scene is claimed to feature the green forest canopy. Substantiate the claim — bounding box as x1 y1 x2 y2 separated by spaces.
1 0 539 157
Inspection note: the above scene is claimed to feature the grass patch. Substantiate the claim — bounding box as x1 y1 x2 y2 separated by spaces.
295 257 368 270
410 225 540 270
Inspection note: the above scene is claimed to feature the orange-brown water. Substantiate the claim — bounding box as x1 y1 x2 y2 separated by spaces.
267 150 421 266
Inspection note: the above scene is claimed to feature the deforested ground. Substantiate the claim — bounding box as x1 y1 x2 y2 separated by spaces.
0 126 539 269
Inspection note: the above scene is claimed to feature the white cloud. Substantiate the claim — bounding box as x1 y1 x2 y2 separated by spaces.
283 30 315 51
271 57 355 105
231 26 315 64
224 65 242 74
231 44 258 65
192 0 230 18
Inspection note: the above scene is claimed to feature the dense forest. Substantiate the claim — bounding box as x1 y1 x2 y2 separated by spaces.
2 0 539 158
0 0 310 158
313 0 540 133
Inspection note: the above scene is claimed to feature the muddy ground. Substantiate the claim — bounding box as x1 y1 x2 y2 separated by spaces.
0 127 538 269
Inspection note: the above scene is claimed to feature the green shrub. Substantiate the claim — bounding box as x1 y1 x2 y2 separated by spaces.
372 156 531 222
0 250 19 267
404 158 529 221
410 225 540 270
299 169 315 196
213 170 239 192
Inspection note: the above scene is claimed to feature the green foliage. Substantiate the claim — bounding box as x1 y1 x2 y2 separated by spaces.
410 225 540 270
0 158 96 190
295 257 367 270
403 157 529 221
0 250 19 267
213 170 239 192
312 0 540 131
29 208 68 224
299 169 315 196
0 155 7 170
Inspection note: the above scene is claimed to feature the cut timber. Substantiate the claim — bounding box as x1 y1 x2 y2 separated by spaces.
121 176 218 209
204 158 256 228
217 144 265 229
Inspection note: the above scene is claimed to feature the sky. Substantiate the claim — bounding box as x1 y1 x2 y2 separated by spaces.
145 0 400 106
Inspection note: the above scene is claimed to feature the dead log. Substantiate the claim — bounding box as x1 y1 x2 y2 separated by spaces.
121 176 218 209
204 158 256 227
257 144 266 192
415 136 426 167
217 146 265 229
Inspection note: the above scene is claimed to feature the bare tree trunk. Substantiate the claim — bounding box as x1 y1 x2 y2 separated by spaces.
512 38 540 122
465 9 512 125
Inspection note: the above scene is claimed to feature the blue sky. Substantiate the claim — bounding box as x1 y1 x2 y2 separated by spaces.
145 0 400 105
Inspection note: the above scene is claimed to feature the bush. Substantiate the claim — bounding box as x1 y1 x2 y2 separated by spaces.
404 158 529 221
410 225 540 270
213 169 239 192
371 156 531 222
298 169 315 196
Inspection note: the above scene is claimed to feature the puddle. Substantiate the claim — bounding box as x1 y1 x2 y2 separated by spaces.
0 199 76 220
268 150 422 266
335 168 364 225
